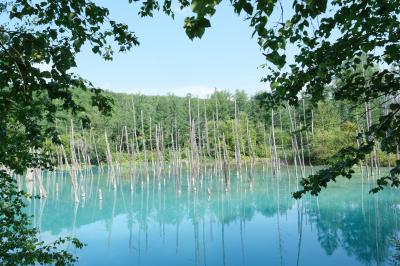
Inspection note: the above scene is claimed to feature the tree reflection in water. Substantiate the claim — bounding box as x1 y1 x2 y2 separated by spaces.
26 165 400 265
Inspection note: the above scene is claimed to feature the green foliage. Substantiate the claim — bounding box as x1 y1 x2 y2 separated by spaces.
0 0 138 171
57 88 387 172
176 0 400 196
183 0 400 197
254 0 400 197
0 0 138 264
0 170 84 265
311 122 357 164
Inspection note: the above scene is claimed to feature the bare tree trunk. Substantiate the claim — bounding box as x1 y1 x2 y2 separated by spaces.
293 110 306 176
171 128 180 190
311 108 314 135
212 112 218 175
203 100 211 157
155 124 162 186
302 99 313 171
124 125 133 177
365 101 379 175
287 107 300 180
131 99 140 156
215 99 223 175
234 98 242 172
34 167 47 198
26 168 34 197
222 133 230 191
69 121 80 202
278 109 290 175
149 117 155 177
383 96 391 169
104 130 117 190
271 109 279 175
188 98 197 190
263 126 270 166
197 98 203 169
141 110 149 184
246 117 254 182
359 114 370 178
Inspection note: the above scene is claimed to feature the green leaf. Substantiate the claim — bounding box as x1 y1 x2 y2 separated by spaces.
265 51 286 69
243 2 253 15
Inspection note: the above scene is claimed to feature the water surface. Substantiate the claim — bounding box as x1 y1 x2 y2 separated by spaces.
28 166 400 265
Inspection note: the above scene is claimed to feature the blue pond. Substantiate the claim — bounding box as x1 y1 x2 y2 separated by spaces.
27 166 400 265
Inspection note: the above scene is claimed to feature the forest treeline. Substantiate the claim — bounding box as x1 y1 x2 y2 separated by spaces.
53 87 395 168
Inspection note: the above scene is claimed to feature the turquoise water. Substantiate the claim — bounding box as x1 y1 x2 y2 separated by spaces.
27 166 400 265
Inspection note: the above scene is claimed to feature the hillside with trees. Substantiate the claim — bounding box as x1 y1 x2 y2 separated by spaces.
55 86 396 169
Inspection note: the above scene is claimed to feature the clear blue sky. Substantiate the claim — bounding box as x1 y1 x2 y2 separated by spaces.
75 1 267 97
